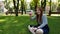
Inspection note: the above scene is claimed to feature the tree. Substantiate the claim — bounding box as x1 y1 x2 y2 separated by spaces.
30 0 35 10
20 0 27 14
20 0 24 15
33 0 39 11
49 0 51 16
24 1 27 14
41 0 46 11
58 0 60 2
13 0 19 16
4 0 11 9
30 0 40 11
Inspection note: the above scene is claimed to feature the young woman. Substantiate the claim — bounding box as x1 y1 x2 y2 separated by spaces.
28 7 49 34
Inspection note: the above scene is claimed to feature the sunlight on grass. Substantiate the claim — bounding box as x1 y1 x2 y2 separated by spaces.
0 30 2 32
20 14 29 16
48 16 59 19
51 14 60 16
14 20 18 23
0 19 5 22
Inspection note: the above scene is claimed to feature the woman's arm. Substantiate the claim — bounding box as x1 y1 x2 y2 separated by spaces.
30 15 36 20
38 14 48 28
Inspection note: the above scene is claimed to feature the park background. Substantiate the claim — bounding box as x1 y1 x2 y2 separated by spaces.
0 0 60 34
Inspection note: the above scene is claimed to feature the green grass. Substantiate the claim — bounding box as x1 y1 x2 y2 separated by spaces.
0 16 60 34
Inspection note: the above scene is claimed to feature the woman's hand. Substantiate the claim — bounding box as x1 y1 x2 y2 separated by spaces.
37 26 40 29
29 11 33 17
32 27 38 31
29 11 33 20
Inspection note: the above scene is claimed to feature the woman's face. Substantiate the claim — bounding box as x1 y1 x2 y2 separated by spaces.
36 8 41 15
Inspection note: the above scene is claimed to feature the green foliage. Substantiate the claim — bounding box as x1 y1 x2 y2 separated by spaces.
58 0 60 2
20 0 24 10
21 0 27 11
58 3 60 7
30 0 40 10
4 0 13 10
30 1 35 10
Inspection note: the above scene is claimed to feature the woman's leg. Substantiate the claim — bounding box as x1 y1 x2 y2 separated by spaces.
35 29 43 34
28 25 36 34
43 29 49 34
42 25 49 34
28 25 44 34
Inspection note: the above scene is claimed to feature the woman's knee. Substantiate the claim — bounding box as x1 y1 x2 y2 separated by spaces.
35 29 43 34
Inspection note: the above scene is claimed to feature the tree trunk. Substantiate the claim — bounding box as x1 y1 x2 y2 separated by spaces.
24 4 26 14
44 0 46 11
49 0 51 16
25 10 26 14
21 1 24 15
41 0 46 11
24 7 26 14
21 0 24 15
35 3 37 11
16 0 19 16
13 0 19 16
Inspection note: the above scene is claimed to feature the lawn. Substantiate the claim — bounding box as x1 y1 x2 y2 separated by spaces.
0 16 60 34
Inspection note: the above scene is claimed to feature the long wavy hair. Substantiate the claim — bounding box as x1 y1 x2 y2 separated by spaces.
35 7 43 24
